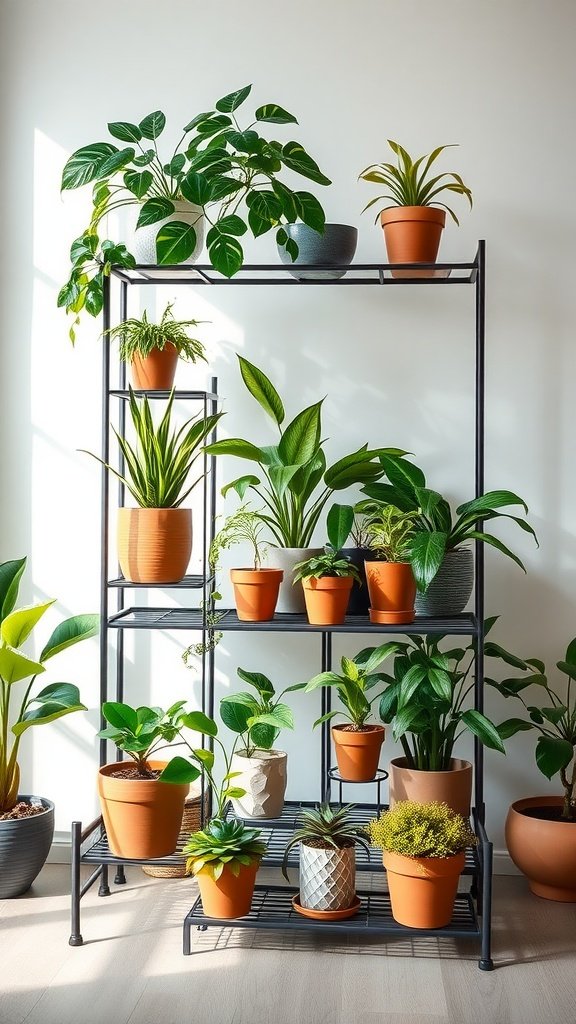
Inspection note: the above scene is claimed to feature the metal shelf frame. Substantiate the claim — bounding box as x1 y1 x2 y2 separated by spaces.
70 245 493 969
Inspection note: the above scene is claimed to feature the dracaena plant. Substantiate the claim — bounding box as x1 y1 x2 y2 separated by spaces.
205 355 405 548
219 667 297 757
282 803 370 880
82 387 222 508
104 302 208 364
298 642 399 731
0 557 99 814
292 546 362 583
362 454 537 592
359 140 473 224
59 84 330 341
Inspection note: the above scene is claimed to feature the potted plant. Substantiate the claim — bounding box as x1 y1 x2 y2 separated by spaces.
362 454 537 615
378 622 507 816
326 501 380 616
293 545 361 625
209 505 283 621
104 301 207 391
83 387 222 583
299 642 398 782
363 504 419 623
205 354 403 611
281 803 369 919
358 140 472 274
58 84 331 341
489 636 576 901
0 557 98 899
367 800 477 928
220 667 297 818
277 223 358 280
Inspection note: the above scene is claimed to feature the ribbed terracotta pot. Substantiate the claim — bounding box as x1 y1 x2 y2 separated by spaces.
300 842 356 911
505 796 576 902
230 749 287 819
302 576 353 625
0 796 54 899
117 507 192 583
130 344 179 391
415 547 474 617
383 849 465 928
332 724 385 782
380 206 446 278
365 561 416 624
266 547 322 613
230 568 283 622
97 761 189 859
389 757 473 818
197 858 260 919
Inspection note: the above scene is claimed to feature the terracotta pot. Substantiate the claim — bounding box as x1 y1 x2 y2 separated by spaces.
505 796 576 902
389 757 473 818
230 749 287 819
117 507 192 583
97 761 189 859
332 724 385 782
302 576 353 625
197 858 260 919
365 561 416 624
384 849 465 928
266 547 322 613
130 344 179 391
380 207 446 278
230 568 283 622
415 547 474 617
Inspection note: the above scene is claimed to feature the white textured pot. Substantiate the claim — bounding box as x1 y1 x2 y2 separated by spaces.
266 547 322 613
299 843 356 911
130 200 204 265
230 749 287 819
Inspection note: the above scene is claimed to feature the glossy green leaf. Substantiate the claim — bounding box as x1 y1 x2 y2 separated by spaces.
281 142 331 186
180 170 212 206
181 710 218 737
278 401 322 467
97 147 135 178
206 437 264 462
61 143 118 190
215 84 252 113
496 717 534 739
249 722 278 749
108 121 142 143
0 558 26 622
40 613 99 661
208 233 243 277
409 532 448 592
13 698 86 735
460 709 505 752
136 197 174 228
216 215 247 237
220 697 252 734
456 490 529 517
1 601 54 649
327 504 354 550
220 475 260 499
272 180 298 221
102 701 138 732
0 646 45 684
236 667 274 695
159 756 201 784
255 104 298 124
191 747 215 772
156 222 198 264
124 170 153 198
237 356 285 426
139 110 166 140
535 736 573 779
183 110 215 132
294 191 326 232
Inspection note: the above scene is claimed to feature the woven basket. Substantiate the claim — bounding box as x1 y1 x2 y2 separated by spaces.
141 784 209 879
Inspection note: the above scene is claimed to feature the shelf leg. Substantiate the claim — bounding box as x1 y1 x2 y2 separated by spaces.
114 865 126 885
98 865 111 897
478 833 494 971
183 921 191 955
69 821 83 947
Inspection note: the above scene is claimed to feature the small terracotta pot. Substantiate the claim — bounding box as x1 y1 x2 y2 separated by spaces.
505 796 576 902
117 507 192 583
332 724 385 782
230 568 283 622
365 561 416 624
197 859 260 918
97 761 189 859
389 757 473 818
380 206 446 278
302 576 353 625
383 849 465 928
131 344 179 391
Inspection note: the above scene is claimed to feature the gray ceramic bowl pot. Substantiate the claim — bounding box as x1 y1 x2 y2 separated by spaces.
278 223 358 280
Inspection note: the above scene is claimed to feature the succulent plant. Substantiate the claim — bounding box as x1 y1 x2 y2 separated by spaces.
184 817 267 880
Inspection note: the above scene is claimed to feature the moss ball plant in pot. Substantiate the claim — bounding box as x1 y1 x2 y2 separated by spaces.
220 667 298 819
104 302 207 391
293 545 361 625
210 505 283 622
359 140 472 276
83 387 222 583
0 557 98 899
364 504 419 624
298 642 398 782
282 803 370 918
367 800 477 928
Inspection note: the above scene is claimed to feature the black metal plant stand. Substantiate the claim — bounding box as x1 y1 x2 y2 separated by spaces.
70 246 493 971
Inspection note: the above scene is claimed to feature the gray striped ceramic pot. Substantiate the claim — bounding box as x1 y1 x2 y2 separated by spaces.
0 796 54 898
277 223 358 280
415 546 474 616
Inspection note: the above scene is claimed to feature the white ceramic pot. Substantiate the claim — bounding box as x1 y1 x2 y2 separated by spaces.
230 749 287 819
299 843 355 911
130 200 204 265
266 547 322 613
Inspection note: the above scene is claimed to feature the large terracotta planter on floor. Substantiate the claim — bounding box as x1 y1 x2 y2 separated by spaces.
230 749 287 819
332 724 385 782
505 796 576 902
384 849 465 928
380 207 446 278
302 576 353 625
230 568 283 622
97 761 189 859
130 344 179 391
117 507 192 583
389 757 473 818
197 859 260 919
365 561 416 624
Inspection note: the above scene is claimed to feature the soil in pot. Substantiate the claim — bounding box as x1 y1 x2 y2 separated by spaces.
198 859 260 918
383 849 465 928
131 343 179 391
97 760 189 859
389 757 473 818
505 796 576 901
230 568 283 622
302 576 353 625
332 723 385 782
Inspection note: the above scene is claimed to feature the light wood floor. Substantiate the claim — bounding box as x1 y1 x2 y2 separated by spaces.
1 864 575 1024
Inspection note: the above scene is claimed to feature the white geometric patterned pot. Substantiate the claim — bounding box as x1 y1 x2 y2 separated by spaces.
230 749 287 819
299 842 356 911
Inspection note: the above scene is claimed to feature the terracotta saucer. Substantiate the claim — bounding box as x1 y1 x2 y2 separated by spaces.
291 894 361 921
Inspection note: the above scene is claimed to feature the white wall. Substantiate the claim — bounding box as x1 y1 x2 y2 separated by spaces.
1 0 575 860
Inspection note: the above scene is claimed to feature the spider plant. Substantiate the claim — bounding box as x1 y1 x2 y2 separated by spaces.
359 140 473 224
104 302 207 363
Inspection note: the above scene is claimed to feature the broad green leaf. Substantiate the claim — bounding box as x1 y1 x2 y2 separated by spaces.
181 710 218 737
535 736 573 779
398 664 427 707
427 666 453 703
354 642 399 675
139 110 166 140
484 641 531 671
272 180 298 221
123 170 153 198
456 490 529 517
108 121 142 143
269 463 301 498
220 697 253 734
13 700 86 735
180 170 212 206
206 438 264 462
392 703 425 740
460 709 505 752
237 356 285 426
566 638 576 665
312 710 339 729
304 672 342 692
380 454 425 492
557 660 576 681
136 197 174 228
102 701 138 732
341 657 359 682
221 474 260 499
324 446 395 490
192 747 215 772
278 401 322 467
327 504 354 550
281 142 331 186
0 559 26 621
255 104 298 124
216 215 247 236
496 717 534 739
0 646 45 684
409 532 448 592
40 613 99 661
294 191 326 232
208 233 243 277
195 115 233 136
1 601 55 649
159 756 201 784
246 190 282 226
378 684 399 723
156 221 198 264
215 84 252 113
237 667 274 695
249 722 279 749
183 110 215 131
97 147 135 178
61 143 118 190
252 705 294 730
227 130 260 153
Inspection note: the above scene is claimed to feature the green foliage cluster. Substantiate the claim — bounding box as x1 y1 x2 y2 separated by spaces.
293 546 362 583
209 505 269 571
98 701 201 780
359 140 472 224
184 817 267 880
367 800 477 858
104 302 207 363
220 667 296 757
364 503 419 562
299 642 398 731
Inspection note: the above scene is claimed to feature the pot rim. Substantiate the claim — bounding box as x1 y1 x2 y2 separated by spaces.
0 795 54 821
509 795 570 815
380 205 447 225
233 748 287 762
332 723 384 735
230 567 284 578
98 759 172 782
391 755 472 775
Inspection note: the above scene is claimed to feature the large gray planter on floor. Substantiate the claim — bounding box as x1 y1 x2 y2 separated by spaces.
278 223 358 280
0 796 54 898
415 546 474 616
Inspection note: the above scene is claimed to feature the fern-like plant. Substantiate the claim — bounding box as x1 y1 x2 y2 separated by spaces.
209 505 269 571
104 302 207 363
282 803 370 880
184 817 267 880
365 504 419 562
367 800 477 859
